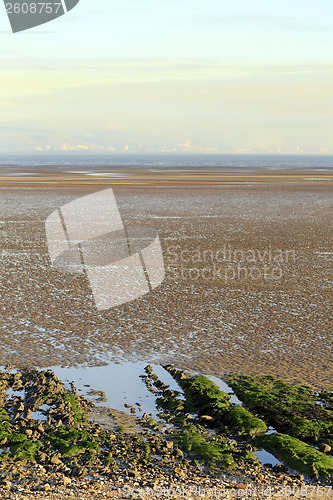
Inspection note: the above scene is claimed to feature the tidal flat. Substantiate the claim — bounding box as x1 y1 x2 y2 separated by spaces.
0 165 332 497
0 168 332 388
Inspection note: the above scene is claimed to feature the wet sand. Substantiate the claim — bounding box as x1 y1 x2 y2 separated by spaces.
0 169 332 390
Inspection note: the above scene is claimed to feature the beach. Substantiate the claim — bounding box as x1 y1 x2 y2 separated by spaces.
0 165 332 390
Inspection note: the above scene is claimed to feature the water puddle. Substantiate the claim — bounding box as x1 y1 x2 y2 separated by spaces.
0 363 282 468
265 426 277 435
206 375 243 405
50 362 184 418
31 404 50 423
254 449 280 467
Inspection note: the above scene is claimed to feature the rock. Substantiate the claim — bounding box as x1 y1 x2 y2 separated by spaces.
164 390 175 397
273 464 287 472
235 484 248 489
25 429 33 437
200 415 213 422
63 476 71 485
44 483 51 491
50 456 62 465
165 440 174 449
2 480 11 489
128 470 140 478
174 448 184 457
174 467 185 476
318 443 331 453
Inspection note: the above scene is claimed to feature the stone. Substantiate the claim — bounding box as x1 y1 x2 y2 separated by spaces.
128 470 140 478
318 443 331 453
174 448 184 457
165 440 174 449
200 414 213 421
3 479 11 489
273 464 286 472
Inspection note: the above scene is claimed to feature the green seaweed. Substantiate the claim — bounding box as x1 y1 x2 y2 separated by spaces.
173 425 237 470
256 433 333 484
227 374 333 446
10 439 42 461
164 368 267 437
62 394 88 423
0 409 10 422
46 426 101 457
224 406 268 437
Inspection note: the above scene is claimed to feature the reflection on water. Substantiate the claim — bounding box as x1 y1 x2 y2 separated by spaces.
51 362 184 418
254 449 280 467
206 374 243 405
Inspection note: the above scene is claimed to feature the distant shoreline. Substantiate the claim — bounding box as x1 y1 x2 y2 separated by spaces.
0 168 332 187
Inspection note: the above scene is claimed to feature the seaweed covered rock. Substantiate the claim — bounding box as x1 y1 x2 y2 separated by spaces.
227 374 333 447
256 433 333 485
164 365 267 437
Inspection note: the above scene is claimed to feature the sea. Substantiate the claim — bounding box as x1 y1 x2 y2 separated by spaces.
0 153 332 172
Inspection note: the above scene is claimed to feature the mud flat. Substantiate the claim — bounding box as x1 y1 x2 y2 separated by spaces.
0 167 332 391
0 164 332 499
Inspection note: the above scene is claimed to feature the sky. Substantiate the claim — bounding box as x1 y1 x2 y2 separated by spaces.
1 0 333 154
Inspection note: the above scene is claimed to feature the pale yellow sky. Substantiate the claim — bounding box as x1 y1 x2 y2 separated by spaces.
1 0 333 153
